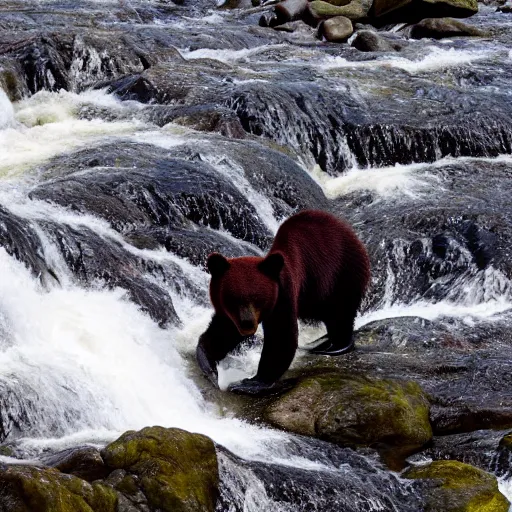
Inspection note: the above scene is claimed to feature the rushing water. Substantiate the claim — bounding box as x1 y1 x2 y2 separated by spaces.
1 1 512 509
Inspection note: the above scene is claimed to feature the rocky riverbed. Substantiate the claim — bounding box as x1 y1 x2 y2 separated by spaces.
1 0 512 510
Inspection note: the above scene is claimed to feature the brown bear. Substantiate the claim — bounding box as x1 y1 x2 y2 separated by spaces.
196 209 370 395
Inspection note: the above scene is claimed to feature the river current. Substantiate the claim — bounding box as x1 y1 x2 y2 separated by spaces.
0 1 512 510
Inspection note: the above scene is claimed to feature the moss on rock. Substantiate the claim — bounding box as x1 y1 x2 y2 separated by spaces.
308 0 372 20
101 426 218 512
0 465 118 512
265 373 432 460
403 460 510 511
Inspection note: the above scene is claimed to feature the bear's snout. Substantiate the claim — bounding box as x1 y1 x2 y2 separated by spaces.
238 304 259 336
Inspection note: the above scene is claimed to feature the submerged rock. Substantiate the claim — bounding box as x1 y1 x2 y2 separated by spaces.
409 17 487 38
403 460 510 511
265 372 432 466
101 426 219 512
351 29 404 50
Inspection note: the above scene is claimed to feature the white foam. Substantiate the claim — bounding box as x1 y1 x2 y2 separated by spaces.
498 477 512 511
0 88 15 130
313 154 512 200
313 162 439 200
357 298 512 328
321 47 489 74
179 44 287 65
1 90 145 176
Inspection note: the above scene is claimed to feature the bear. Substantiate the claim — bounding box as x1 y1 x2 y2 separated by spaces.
196 209 370 395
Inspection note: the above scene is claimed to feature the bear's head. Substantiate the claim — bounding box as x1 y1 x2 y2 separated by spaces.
206 252 284 336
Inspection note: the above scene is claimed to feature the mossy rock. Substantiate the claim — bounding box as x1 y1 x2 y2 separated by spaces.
265 373 432 460
499 432 512 449
308 0 372 20
0 465 118 512
370 0 478 20
101 426 218 512
403 460 510 511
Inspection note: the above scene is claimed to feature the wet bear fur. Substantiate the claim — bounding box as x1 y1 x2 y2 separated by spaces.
196 209 370 394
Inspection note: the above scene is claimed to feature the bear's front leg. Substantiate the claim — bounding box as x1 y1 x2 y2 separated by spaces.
196 314 244 388
229 302 298 395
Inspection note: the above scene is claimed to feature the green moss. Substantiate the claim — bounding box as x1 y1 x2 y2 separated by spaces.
404 461 510 512
308 0 370 19
265 372 432 461
0 465 118 512
102 426 219 512
500 432 512 449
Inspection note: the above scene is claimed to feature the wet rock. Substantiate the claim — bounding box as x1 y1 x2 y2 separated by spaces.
166 138 328 218
217 444 425 511
308 0 372 20
101 426 219 512
403 460 510 511
41 223 182 327
496 432 512 479
32 142 272 249
497 3 512 11
371 0 479 22
351 29 404 51
411 430 510 472
409 17 487 38
41 446 109 482
144 105 246 139
0 206 56 287
127 226 262 266
274 0 309 24
320 16 354 41
0 465 118 512
265 372 432 465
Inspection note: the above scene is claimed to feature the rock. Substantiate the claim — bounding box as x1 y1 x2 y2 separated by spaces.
403 460 511 511
370 0 478 22
41 446 109 482
265 372 432 466
497 4 512 11
274 0 309 24
308 0 372 20
101 426 219 512
0 465 118 512
31 142 272 250
409 17 487 38
410 430 510 473
320 16 354 41
351 29 403 50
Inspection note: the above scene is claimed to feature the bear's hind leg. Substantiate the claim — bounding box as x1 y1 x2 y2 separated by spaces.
306 314 356 355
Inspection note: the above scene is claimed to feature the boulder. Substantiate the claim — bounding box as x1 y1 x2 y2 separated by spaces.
403 460 511 511
308 0 372 20
371 0 478 22
101 426 219 512
41 446 109 482
0 465 118 512
320 16 354 41
274 0 309 24
351 29 403 50
409 17 487 38
265 372 432 466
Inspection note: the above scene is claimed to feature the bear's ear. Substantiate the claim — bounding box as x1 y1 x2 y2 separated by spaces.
207 253 230 277
259 252 284 280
